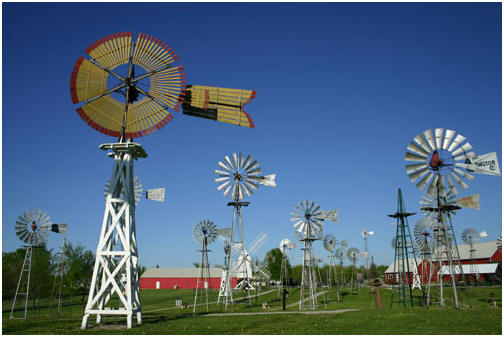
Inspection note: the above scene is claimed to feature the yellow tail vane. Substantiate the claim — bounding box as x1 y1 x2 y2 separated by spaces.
70 32 185 138
181 85 256 128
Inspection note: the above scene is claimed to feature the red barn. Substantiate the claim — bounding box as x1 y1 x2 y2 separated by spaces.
140 268 238 289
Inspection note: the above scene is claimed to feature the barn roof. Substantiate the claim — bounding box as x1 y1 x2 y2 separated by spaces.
456 241 498 260
141 267 223 278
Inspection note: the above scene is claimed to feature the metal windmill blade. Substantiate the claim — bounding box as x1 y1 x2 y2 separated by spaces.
323 234 337 252
15 209 51 245
279 238 295 255
335 248 347 262
404 128 481 197
215 153 276 201
497 235 502 250
347 247 360 263
291 200 324 240
192 220 218 245
413 216 434 246
461 228 480 245
105 176 143 205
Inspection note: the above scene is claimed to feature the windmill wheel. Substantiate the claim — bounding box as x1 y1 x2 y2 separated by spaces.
461 228 480 245
335 248 346 261
15 209 51 245
70 32 186 138
215 153 276 200
347 247 359 263
323 234 337 252
105 176 143 205
192 220 218 245
405 128 476 197
291 200 324 240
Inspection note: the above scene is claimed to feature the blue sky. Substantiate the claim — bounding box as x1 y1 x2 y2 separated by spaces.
2 2 501 269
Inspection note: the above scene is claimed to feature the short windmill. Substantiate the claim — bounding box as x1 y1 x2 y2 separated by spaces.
232 232 271 290
323 234 342 302
71 32 256 328
346 247 360 294
192 220 218 314
461 228 487 285
214 153 276 309
335 246 347 287
10 209 67 319
278 238 296 295
291 201 339 309
48 223 69 316
405 128 500 308
413 215 436 300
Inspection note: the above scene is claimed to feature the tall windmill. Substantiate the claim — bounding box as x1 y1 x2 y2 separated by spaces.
292 201 339 309
346 247 360 294
278 238 296 295
10 210 66 319
361 230 374 271
214 153 276 309
404 127 500 308
323 234 342 302
192 220 218 314
388 189 423 308
461 228 486 285
71 32 256 328
335 247 347 287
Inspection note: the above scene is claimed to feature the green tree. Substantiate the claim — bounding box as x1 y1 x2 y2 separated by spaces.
64 243 94 300
290 265 303 285
264 248 287 281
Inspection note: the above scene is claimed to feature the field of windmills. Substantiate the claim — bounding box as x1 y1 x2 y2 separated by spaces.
3 2 502 335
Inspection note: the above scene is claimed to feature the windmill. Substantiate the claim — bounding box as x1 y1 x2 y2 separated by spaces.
278 238 296 295
346 247 360 294
461 228 486 285
192 220 218 314
292 200 339 309
10 210 66 319
405 128 500 308
361 230 374 271
232 232 271 290
388 189 424 308
71 32 256 329
214 153 276 309
323 234 342 302
413 215 437 303
497 235 502 250
48 223 69 316
335 247 347 287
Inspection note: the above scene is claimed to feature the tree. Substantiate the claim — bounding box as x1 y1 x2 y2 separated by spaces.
64 243 94 300
264 248 289 281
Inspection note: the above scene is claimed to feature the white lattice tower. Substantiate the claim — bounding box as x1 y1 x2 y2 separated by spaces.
300 235 318 309
193 236 212 314
81 142 145 329
10 246 33 319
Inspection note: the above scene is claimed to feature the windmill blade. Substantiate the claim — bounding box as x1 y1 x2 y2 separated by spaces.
454 151 476 162
442 129 456 150
223 184 232 197
215 176 229 183
17 229 29 241
224 155 234 169
244 180 259 191
434 128 444 149
447 133 466 153
438 175 447 197
405 151 427 162
247 167 262 176
241 182 253 196
406 162 429 175
416 171 433 191
238 153 244 169
407 141 431 157
451 142 473 157
453 167 475 181
408 166 429 183
146 188 165 202
450 171 469 190
497 235 502 250
217 180 231 191
248 232 268 255
237 183 245 200
425 174 439 197
218 161 232 171
215 169 230 177
246 160 260 172
423 129 436 150
456 194 480 210
445 175 459 196
242 155 253 171
232 153 239 168
413 133 432 153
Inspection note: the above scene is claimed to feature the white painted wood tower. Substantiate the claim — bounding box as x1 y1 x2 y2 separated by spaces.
81 142 145 329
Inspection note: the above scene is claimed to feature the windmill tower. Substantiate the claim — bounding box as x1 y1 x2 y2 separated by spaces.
214 153 276 309
335 246 347 287
292 201 339 309
323 234 342 302
413 215 435 299
404 128 500 308
361 230 374 271
10 210 66 319
461 228 486 285
192 220 218 314
388 189 423 308
48 223 69 316
71 32 256 328
278 239 295 295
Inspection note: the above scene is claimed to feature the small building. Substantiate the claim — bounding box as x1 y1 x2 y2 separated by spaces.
385 240 501 285
140 267 238 289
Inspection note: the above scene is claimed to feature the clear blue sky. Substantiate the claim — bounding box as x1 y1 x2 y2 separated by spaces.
2 2 501 268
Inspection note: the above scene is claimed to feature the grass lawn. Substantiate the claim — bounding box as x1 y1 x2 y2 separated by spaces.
2 285 501 334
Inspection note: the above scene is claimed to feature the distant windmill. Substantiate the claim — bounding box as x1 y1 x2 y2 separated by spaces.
335 247 347 287
323 234 342 302
48 223 69 316
346 247 360 294
278 238 296 295
361 230 374 270
461 228 487 285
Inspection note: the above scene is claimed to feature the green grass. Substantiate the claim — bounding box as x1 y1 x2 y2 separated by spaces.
2 286 501 334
